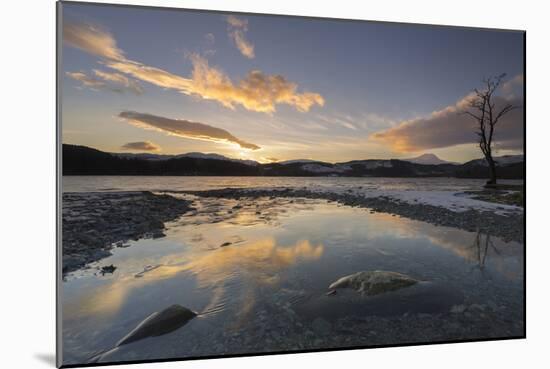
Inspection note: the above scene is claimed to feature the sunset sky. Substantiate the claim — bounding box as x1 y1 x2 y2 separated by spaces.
61 2 524 163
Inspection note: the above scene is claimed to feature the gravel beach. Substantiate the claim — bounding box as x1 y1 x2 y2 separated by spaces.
61 191 192 274
186 187 524 243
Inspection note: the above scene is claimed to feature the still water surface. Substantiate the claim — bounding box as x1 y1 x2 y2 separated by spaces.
62 175 523 193
62 195 524 364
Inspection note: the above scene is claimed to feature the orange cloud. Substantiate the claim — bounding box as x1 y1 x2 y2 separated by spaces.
63 22 125 61
370 83 524 153
63 21 324 113
187 54 324 113
65 71 106 89
226 15 248 28
92 69 143 94
227 15 255 59
66 69 143 94
119 111 261 150
121 141 160 151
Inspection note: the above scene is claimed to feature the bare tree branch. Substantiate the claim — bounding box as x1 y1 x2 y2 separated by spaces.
459 73 518 185
494 104 518 125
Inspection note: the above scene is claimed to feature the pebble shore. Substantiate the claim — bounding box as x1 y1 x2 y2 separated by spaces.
187 187 524 243
62 191 192 274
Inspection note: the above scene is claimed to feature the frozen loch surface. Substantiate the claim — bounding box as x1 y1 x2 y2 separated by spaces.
62 194 524 364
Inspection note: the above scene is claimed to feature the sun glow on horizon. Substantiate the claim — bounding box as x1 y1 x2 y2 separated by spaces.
61 3 524 164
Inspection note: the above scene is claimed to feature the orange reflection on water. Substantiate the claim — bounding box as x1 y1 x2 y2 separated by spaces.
69 237 324 318
146 238 324 286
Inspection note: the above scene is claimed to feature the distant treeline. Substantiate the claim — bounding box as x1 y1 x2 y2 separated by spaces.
62 145 259 176
62 144 524 179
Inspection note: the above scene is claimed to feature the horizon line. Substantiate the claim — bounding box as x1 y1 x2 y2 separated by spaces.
62 142 524 165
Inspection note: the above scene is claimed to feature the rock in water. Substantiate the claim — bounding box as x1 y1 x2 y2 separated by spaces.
88 304 197 363
134 264 162 278
116 304 197 347
328 271 418 296
100 264 117 275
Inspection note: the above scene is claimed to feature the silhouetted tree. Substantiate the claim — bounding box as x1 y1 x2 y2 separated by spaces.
462 74 518 186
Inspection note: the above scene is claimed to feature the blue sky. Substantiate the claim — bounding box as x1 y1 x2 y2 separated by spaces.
61 2 524 163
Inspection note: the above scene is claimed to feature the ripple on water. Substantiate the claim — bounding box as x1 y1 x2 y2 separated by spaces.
61 196 524 365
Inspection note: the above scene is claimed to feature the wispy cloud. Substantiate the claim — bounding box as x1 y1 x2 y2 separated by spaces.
63 21 323 113
203 33 216 56
66 71 106 90
316 114 359 131
92 69 143 94
63 22 125 60
66 69 143 94
226 15 248 28
226 15 255 59
121 141 160 151
204 33 215 43
501 74 524 99
370 76 524 153
119 111 261 150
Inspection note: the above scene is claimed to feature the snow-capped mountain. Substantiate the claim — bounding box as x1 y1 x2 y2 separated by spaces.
402 153 458 165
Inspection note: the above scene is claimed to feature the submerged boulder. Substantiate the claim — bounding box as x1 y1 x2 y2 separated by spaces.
89 304 197 363
116 304 197 347
328 271 418 296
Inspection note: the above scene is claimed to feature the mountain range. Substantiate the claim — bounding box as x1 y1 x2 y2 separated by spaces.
62 144 524 179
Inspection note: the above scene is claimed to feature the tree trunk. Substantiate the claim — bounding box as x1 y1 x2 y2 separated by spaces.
485 155 497 186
